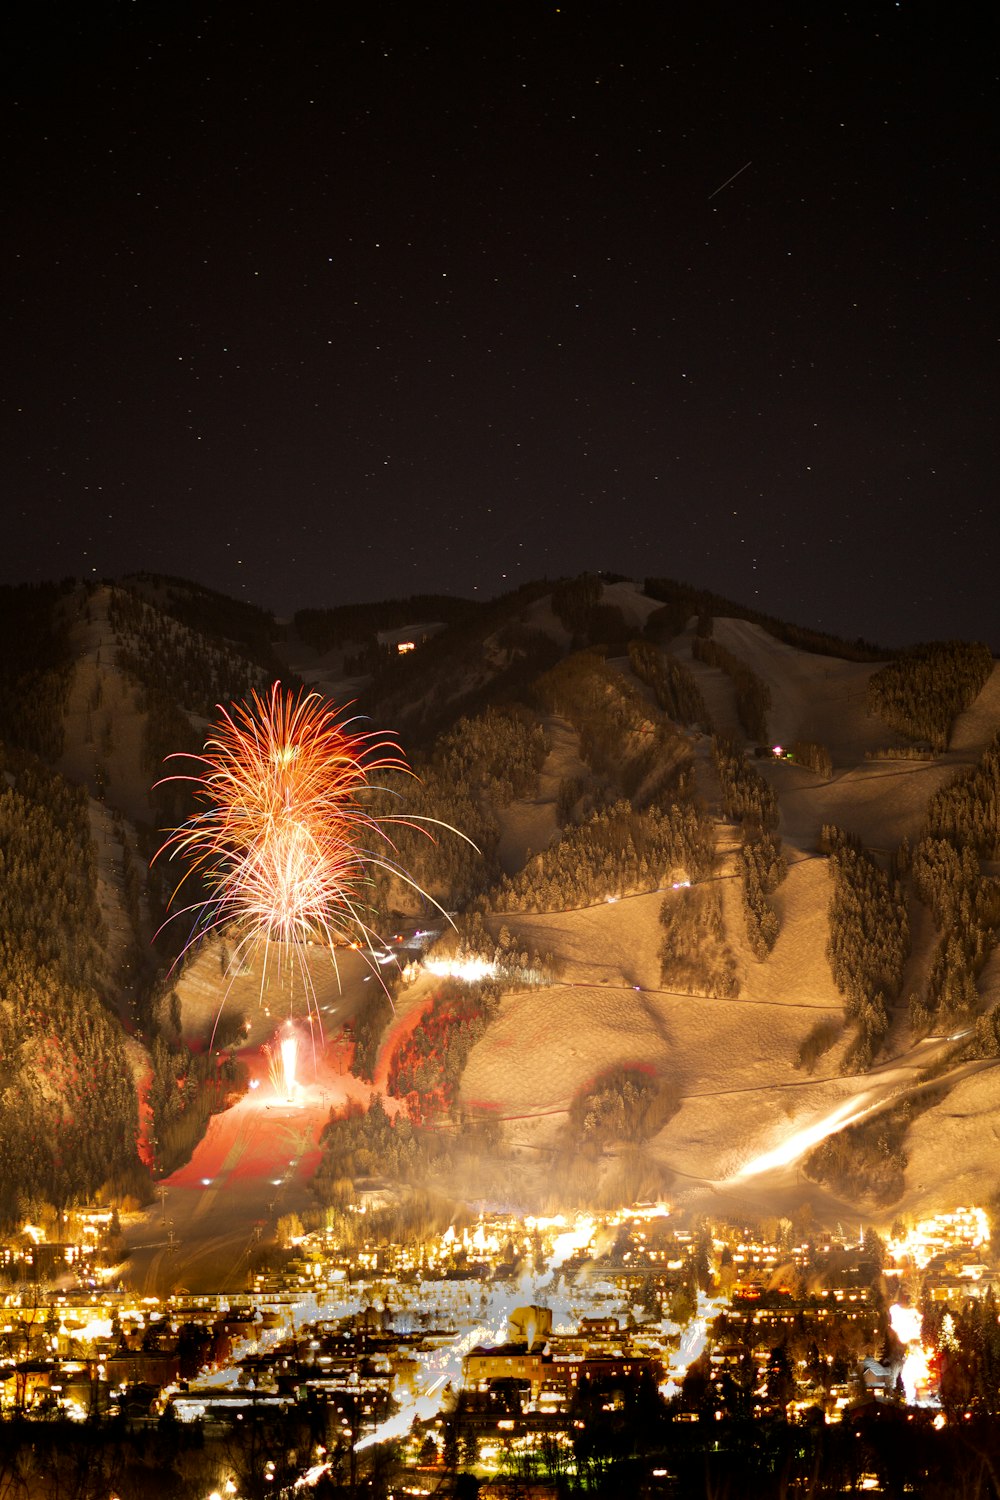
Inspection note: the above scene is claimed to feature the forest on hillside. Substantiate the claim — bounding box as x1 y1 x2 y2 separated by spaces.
3 569 999 1230
0 746 143 1221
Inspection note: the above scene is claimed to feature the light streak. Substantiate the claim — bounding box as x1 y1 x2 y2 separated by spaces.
264 1026 300 1102
280 1031 298 1100
707 159 752 200
735 1094 875 1179
424 956 498 983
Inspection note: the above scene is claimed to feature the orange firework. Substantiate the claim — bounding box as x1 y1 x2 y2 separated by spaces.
154 682 452 981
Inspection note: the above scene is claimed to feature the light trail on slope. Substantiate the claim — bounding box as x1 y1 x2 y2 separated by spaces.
734 1093 877 1179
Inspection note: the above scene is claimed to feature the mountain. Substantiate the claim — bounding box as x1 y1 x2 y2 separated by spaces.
2 571 999 1243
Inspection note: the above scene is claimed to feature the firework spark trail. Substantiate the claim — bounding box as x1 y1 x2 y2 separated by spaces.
154 683 471 1031
263 1026 300 1101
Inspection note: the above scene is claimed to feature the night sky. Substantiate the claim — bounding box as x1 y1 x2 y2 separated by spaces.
4 2 997 647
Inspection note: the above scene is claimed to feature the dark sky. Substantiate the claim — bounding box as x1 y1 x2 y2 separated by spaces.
4 2 997 647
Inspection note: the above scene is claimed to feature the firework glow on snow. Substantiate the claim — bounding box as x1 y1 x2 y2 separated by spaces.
154 683 469 1026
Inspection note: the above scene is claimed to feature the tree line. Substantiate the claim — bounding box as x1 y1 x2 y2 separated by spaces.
386 979 502 1121
693 638 771 742
659 885 739 997
295 593 477 653
820 826 909 1072
866 639 993 750
0 581 75 761
564 1067 681 1154
0 748 142 1224
714 734 779 830
108 585 267 722
643 574 887 661
535 649 692 804
487 799 714 914
127 571 279 665
550 573 633 648
909 734 1000 1040
803 1089 942 1206
628 638 710 727
737 830 787 960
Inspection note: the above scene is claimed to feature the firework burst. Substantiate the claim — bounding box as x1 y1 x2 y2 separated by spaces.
154 682 462 1026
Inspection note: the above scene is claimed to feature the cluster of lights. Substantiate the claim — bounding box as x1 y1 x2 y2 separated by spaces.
886 1206 990 1270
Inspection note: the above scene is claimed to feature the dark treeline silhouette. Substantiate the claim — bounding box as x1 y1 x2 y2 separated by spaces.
927 1286 1000 1415
550 572 633 648
107 584 267 833
0 1413 225 1499
792 738 833 777
0 580 75 760
713 734 780 830
693 637 771 741
108 585 267 721
643 574 887 661
535 649 692 802
866 639 993 750
628 637 710 727
295 593 479 652
127 571 279 663
488 799 713 913
356 580 558 745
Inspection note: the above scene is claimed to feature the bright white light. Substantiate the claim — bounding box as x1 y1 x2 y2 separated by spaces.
280 1032 298 1101
424 956 497 983
890 1304 921 1345
548 1217 595 1272
735 1095 874 1179
890 1303 932 1405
